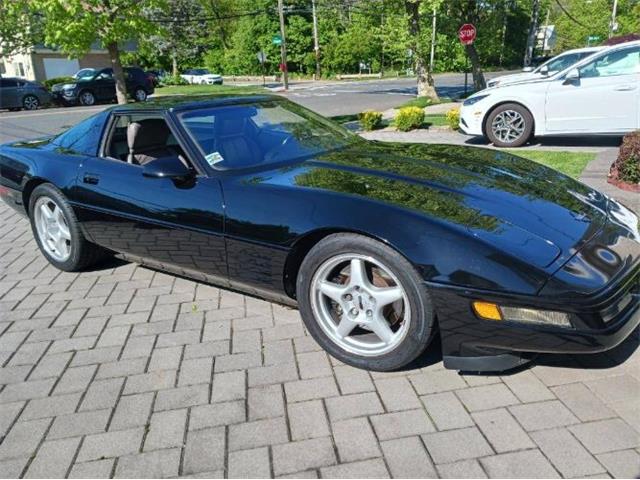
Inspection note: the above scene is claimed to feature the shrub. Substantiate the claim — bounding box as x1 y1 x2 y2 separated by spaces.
159 74 188 86
610 130 640 187
394 106 425 132
445 107 460 130
43 76 74 89
358 110 383 131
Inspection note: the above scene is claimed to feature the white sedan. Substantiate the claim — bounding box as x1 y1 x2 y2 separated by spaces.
460 40 640 147
181 69 223 85
487 46 603 88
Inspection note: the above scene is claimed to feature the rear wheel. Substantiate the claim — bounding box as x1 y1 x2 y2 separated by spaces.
297 233 436 371
79 90 96 106
134 87 147 102
485 103 533 147
22 95 39 110
29 184 108 271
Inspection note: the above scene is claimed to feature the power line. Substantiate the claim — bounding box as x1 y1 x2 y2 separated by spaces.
553 0 590 29
150 9 271 23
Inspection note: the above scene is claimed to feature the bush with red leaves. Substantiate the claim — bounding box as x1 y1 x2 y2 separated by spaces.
602 34 640 46
609 131 640 192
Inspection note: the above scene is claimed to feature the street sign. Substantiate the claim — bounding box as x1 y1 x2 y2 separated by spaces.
272 35 282 46
458 23 476 45
257 51 267 63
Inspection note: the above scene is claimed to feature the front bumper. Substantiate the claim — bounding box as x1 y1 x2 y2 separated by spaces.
432 265 640 371
458 104 486 136
51 91 78 105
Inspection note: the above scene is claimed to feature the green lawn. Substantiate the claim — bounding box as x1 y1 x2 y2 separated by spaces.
154 84 262 96
395 96 452 109
505 150 595 179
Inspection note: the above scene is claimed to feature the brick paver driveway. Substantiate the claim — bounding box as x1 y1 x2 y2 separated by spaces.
1 199 639 479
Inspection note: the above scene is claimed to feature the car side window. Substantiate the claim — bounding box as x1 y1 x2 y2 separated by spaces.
96 70 113 80
51 110 109 156
1 79 18 88
103 113 189 167
579 47 640 78
546 53 579 72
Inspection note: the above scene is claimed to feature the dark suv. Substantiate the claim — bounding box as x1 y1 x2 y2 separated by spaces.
51 67 154 106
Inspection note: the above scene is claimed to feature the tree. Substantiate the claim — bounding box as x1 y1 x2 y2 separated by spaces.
0 1 44 56
25 0 165 104
405 0 439 100
446 0 486 91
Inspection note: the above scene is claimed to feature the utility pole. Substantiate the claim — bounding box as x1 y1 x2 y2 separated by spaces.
277 0 289 90
311 0 320 80
429 6 436 74
524 0 540 67
609 0 619 38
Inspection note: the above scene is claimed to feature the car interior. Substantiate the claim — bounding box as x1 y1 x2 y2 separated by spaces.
105 114 190 168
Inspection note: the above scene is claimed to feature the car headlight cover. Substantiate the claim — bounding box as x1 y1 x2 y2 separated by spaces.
463 94 490 106
473 302 572 328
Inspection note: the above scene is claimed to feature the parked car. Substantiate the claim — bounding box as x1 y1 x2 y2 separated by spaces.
460 40 640 147
181 68 223 85
0 77 51 111
51 67 154 106
1 94 638 372
146 69 167 87
72 68 96 80
487 46 604 87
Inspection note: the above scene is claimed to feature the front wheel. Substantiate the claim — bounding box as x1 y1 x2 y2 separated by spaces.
297 233 436 371
485 103 533 148
29 184 108 271
79 90 96 106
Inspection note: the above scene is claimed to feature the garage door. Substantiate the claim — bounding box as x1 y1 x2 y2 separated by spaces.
43 58 80 79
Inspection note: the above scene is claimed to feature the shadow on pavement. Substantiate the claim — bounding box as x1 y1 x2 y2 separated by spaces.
463 134 623 149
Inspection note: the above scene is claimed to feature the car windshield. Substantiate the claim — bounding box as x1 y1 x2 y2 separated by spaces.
76 69 95 78
534 52 582 73
180 100 356 170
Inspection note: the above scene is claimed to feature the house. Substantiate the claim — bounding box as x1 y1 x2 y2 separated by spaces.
0 41 136 82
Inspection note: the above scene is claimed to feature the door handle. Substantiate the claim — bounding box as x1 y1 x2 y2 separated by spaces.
83 174 100 185
614 85 637 91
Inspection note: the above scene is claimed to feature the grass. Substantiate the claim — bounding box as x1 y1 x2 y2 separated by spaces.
506 150 596 179
395 96 453 109
154 84 262 96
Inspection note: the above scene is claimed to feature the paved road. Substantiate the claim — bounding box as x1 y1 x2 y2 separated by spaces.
0 72 512 144
0 199 639 479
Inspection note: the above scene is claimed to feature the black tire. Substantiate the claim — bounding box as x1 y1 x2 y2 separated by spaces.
22 95 40 110
296 233 436 371
133 87 147 102
28 183 108 271
485 102 533 148
79 90 96 106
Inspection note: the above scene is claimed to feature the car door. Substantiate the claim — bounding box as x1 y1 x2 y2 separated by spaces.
545 45 640 133
93 69 116 101
0 78 20 108
74 111 228 283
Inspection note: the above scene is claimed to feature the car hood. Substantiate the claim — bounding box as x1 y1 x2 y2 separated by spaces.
284 142 608 269
488 72 538 86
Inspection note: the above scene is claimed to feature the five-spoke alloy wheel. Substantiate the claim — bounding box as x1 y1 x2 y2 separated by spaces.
34 196 72 262
298 233 436 371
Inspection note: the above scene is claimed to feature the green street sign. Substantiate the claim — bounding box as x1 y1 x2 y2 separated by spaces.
588 35 601 42
272 35 282 46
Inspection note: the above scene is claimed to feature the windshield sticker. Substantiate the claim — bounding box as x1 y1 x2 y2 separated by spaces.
205 152 224 166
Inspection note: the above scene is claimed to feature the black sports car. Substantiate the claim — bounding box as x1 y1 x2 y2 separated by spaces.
1 95 638 372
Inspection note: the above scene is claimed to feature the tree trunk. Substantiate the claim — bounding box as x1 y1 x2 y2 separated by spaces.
405 0 439 101
172 51 178 77
107 42 127 105
465 43 486 91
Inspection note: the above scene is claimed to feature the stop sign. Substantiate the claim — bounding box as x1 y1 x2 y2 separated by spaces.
458 23 476 45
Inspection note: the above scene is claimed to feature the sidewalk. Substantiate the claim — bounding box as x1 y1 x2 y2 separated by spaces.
579 149 639 211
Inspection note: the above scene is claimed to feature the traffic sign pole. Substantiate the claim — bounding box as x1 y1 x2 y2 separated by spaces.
458 24 476 95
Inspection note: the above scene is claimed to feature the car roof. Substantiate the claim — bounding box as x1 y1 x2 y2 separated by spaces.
110 93 281 113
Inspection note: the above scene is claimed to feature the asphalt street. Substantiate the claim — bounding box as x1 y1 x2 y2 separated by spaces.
0 72 512 144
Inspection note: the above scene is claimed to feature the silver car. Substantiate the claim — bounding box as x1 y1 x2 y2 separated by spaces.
0 77 52 111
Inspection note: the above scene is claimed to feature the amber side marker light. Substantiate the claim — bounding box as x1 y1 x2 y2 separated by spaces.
472 302 502 321
472 301 572 328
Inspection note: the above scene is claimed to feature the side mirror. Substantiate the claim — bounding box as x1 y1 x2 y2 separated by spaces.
522 66 534 72
539 65 549 75
142 156 192 181
564 68 580 84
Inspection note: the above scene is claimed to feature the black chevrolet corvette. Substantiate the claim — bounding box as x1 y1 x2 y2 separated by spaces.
1 95 638 372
